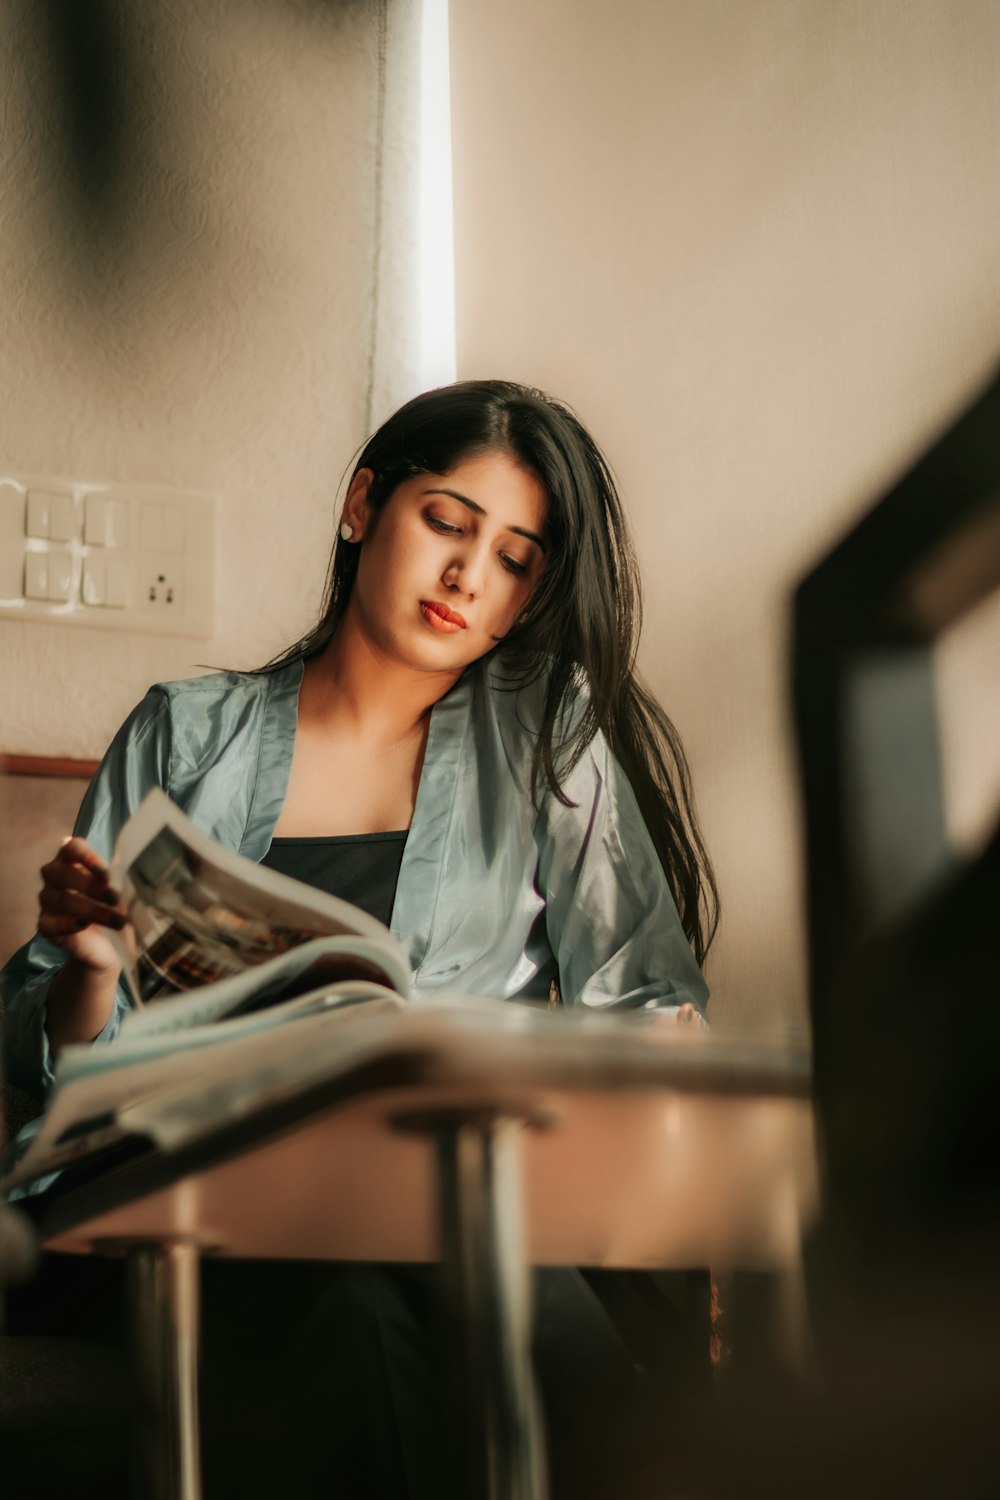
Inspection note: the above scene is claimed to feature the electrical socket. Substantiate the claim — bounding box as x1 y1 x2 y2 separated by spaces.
139 556 185 612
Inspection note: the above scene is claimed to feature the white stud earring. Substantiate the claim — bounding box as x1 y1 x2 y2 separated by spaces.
340 522 354 542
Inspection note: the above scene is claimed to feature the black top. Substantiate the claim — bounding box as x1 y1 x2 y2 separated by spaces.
260 831 408 929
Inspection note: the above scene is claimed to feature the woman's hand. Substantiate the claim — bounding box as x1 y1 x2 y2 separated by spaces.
37 836 129 971
38 837 131 1056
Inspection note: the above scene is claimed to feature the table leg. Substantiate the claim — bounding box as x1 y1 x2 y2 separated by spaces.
436 1115 549 1500
127 1241 202 1500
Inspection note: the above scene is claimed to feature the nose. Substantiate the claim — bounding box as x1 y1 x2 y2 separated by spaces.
442 543 487 599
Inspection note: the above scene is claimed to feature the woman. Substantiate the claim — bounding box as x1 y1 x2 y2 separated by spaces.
3 380 718 1498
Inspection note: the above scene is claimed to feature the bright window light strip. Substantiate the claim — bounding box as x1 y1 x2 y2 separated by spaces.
419 0 456 388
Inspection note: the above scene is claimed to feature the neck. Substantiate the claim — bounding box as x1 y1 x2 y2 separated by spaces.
301 611 464 740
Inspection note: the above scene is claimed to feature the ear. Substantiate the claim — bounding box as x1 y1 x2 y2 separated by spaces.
341 468 374 540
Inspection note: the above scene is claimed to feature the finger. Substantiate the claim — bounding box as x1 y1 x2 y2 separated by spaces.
54 837 110 878
38 910 97 939
38 910 128 949
38 887 128 928
40 858 121 904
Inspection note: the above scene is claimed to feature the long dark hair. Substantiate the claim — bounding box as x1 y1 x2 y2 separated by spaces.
264 380 719 965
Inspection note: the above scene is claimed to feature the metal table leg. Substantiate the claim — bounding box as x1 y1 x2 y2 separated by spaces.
435 1112 549 1500
126 1241 202 1500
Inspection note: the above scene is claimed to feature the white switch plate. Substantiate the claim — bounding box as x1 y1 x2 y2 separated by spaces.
0 472 215 638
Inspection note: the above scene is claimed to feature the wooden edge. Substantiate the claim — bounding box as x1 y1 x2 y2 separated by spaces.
1 754 99 779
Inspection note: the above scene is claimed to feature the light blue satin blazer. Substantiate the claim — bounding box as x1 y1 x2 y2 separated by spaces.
2 658 707 1100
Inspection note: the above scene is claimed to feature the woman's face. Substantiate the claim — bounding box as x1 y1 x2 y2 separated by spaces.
342 449 548 676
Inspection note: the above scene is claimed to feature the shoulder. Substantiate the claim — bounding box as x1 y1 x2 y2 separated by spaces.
129 662 302 779
148 661 299 726
150 666 282 709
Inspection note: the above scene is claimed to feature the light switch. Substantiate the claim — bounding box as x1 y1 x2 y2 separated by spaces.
48 493 75 542
106 498 128 548
84 494 107 546
25 552 48 599
139 504 162 551
105 554 128 608
26 491 51 539
85 494 129 548
82 555 106 606
47 548 74 602
161 505 185 554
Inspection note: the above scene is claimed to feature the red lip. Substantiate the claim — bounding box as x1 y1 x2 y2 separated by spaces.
420 599 467 632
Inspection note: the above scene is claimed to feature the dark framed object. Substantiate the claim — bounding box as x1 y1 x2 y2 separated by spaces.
793 369 1000 1036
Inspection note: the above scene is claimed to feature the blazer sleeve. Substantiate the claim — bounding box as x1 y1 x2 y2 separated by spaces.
1 690 172 1098
535 733 709 1016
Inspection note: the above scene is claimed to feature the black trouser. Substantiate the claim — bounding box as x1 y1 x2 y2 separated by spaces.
6 1253 710 1499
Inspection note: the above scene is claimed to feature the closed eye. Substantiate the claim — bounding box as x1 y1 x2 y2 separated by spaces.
499 553 528 575
426 514 462 536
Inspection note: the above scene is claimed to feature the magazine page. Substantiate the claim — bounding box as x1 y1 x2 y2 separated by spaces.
119 935 412 1039
9 1000 533 1190
4 1000 408 1191
6 1002 530 1192
108 788 404 1005
107 1005 412 1156
57 983 405 1083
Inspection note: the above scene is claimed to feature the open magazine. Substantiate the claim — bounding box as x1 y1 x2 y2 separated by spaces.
1 789 421 1191
109 788 410 1014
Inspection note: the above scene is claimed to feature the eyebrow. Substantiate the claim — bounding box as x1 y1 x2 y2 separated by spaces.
421 488 547 552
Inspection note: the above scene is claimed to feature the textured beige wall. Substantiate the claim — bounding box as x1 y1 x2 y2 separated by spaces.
450 0 1000 1027
0 0 421 761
